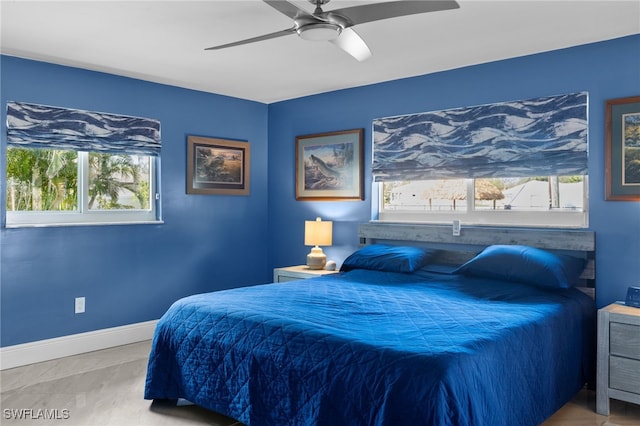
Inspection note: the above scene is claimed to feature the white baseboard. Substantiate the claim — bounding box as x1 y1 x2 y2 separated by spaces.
0 320 158 370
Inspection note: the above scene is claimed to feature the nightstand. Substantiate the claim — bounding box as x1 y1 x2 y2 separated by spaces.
596 303 640 415
273 265 339 283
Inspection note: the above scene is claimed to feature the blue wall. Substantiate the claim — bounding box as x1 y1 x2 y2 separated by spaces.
1 56 270 346
2 35 639 347
267 35 640 309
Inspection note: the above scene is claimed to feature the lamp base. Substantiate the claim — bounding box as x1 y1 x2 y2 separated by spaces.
306 246 326 270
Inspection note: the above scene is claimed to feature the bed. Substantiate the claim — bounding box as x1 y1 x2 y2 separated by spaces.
145 223 596 426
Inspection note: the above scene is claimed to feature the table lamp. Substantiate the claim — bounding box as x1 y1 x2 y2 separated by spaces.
305 217 333 269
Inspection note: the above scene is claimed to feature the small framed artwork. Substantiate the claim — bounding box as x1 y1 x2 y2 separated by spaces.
187 135 250 195
605 96 640 201
296 128 364 201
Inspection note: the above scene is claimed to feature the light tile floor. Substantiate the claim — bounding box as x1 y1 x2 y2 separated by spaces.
1 341 238 426
1 340 639 426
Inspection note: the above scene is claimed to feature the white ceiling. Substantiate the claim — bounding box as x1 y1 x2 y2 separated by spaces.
1 0 639 104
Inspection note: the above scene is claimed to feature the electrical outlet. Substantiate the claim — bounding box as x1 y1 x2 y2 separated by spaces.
452 220 461 236
75 297 85 314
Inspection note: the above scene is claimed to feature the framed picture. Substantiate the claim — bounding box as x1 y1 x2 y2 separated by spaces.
187 135 250 195
605 96 640 201
296 129 364 201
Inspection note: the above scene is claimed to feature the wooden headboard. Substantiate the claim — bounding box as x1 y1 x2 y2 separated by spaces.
358 222 596 296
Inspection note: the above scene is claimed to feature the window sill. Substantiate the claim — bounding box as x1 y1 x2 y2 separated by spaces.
5 220 164 229
377 210 588 229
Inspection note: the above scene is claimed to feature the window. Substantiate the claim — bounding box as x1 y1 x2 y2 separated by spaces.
5 102 161 227
379 176 588 227
373 92 589 228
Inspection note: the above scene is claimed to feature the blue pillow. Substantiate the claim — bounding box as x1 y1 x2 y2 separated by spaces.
453 245 586 289
340 244 438 273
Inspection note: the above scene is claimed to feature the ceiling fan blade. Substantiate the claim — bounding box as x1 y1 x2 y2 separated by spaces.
331 0 460 26
263 0 309 20
330 27 372 62
205 27 296 51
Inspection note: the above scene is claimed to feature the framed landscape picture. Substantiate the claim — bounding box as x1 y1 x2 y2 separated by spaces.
605 96 640 201
295 129 364 201
187 135 250 195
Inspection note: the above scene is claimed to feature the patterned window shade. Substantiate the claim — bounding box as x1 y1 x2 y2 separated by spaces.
6 102 161 156
372 92 588 181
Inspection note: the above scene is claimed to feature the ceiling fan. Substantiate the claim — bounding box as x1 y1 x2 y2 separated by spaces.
205 0 460 61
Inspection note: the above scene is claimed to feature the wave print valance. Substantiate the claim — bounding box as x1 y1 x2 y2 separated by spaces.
6 102 161 156
372 92 588 181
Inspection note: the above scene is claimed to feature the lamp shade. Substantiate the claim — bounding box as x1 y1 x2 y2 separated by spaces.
305 217 332 247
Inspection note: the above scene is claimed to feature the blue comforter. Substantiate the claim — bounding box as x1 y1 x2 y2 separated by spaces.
145 269 595 426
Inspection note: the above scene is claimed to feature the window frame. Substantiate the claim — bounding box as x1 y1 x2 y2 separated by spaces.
6 151 161 228
377 177 589 228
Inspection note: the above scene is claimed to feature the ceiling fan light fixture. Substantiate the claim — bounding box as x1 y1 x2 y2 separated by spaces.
296 23 342 41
